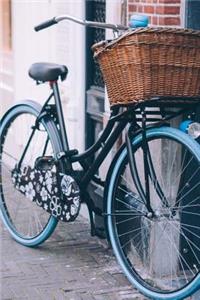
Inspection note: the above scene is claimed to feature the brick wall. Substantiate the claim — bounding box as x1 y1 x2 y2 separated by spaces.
128 0 183 27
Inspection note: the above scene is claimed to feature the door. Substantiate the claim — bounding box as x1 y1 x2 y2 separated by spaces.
85 0 106 237
85 0 106 150
186 0 200 29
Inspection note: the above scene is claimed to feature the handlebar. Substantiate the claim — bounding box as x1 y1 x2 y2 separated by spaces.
35 17 57 32
35 14 149 34
34 15 128 32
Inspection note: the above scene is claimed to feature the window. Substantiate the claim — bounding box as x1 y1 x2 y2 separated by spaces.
186 0 200 29
0 0 12 52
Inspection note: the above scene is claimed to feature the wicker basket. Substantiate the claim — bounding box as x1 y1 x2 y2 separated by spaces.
92 27 200 105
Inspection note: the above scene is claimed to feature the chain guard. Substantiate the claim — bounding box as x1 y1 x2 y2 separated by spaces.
12 165 81 222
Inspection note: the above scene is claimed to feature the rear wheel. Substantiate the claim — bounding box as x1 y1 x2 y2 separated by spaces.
107 127 200 299
0 102 62 246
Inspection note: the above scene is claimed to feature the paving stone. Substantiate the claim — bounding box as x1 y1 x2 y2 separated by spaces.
2 211 198 300
0 214 146 300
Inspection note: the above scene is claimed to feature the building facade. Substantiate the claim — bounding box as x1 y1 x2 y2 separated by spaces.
1 0 200 152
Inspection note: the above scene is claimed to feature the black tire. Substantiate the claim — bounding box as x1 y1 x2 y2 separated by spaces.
106 126 200 300
0 101 62 246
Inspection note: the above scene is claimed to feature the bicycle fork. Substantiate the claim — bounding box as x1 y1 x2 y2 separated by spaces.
126 114 154 215
126 109 169 216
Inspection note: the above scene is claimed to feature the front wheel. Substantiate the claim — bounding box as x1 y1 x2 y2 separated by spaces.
107 126 200 300
0 101 62 247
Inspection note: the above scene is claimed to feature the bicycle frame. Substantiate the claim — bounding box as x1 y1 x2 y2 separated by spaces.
17 78 200 220
41 82 130 185
36 83 200 188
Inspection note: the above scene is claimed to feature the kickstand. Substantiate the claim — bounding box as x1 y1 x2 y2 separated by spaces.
87 203 96 236
83 195 102 237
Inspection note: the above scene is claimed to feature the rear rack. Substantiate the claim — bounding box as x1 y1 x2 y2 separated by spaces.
110 96 200 123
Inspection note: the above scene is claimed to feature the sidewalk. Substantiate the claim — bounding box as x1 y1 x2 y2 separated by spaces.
1 208 200 300
1 210 147 300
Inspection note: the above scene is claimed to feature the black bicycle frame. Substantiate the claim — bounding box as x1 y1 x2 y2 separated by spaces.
16 82 200 216
39 88 200 186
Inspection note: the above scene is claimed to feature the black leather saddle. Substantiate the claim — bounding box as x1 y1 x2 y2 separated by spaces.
29 62 68 82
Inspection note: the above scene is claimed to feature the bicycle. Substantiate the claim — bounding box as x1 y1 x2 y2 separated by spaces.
1 14 200 300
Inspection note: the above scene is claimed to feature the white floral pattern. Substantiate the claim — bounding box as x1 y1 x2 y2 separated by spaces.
40 187 48 201
50 196 61 217
70 204 78 216
12 165 81 222
61 176 73 196
25 182 36 201
45 171 53 193
73 197 80 208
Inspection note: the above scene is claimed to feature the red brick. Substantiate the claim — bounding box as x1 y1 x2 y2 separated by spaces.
143 5 155 13
152 16 158 25
159 16 180 26
159 0 181 3
138 5 144 13
128 4 138 12
156 5 180 14
156 6 165 14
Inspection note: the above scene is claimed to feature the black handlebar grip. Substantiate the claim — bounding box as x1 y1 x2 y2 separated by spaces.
34 17 57 31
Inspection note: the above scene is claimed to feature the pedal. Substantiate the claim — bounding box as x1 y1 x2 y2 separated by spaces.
35 156 55 170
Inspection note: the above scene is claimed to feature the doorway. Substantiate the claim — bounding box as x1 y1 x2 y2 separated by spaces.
186 0 200 29
85 0 106 150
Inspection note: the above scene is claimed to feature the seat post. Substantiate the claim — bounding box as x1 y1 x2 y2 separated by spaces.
51 81 70 153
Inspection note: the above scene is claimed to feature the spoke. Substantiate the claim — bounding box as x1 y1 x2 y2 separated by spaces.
2 151 18 162
115 197 146 216
163 218 197 277
27 215 33 237
180 210 200 218
34 210 45 235
120 174 146 205
176 165 200 201
156 221 191 284
166 144 179 195
116 215 140 225
118 226 145 238
174 155 194 190
11 198 23 223
180 227 200 267
33 211 40 235
0 186 15 193
175 181 200 208
117 185 144 206
181 225 200 244
181 222 200 231
0 161 13 173
121 228 142 250
172 147 188 187
114 210 146 217
174 202 200 210
35 211 46 233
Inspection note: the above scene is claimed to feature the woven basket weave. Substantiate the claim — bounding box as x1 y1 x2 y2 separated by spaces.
92 27 200 105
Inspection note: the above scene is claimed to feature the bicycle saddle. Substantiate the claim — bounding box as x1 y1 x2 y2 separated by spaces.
29 62 68 82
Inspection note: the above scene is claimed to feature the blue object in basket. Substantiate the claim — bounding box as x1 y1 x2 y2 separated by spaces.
129 14 149 28
179 120 193 133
